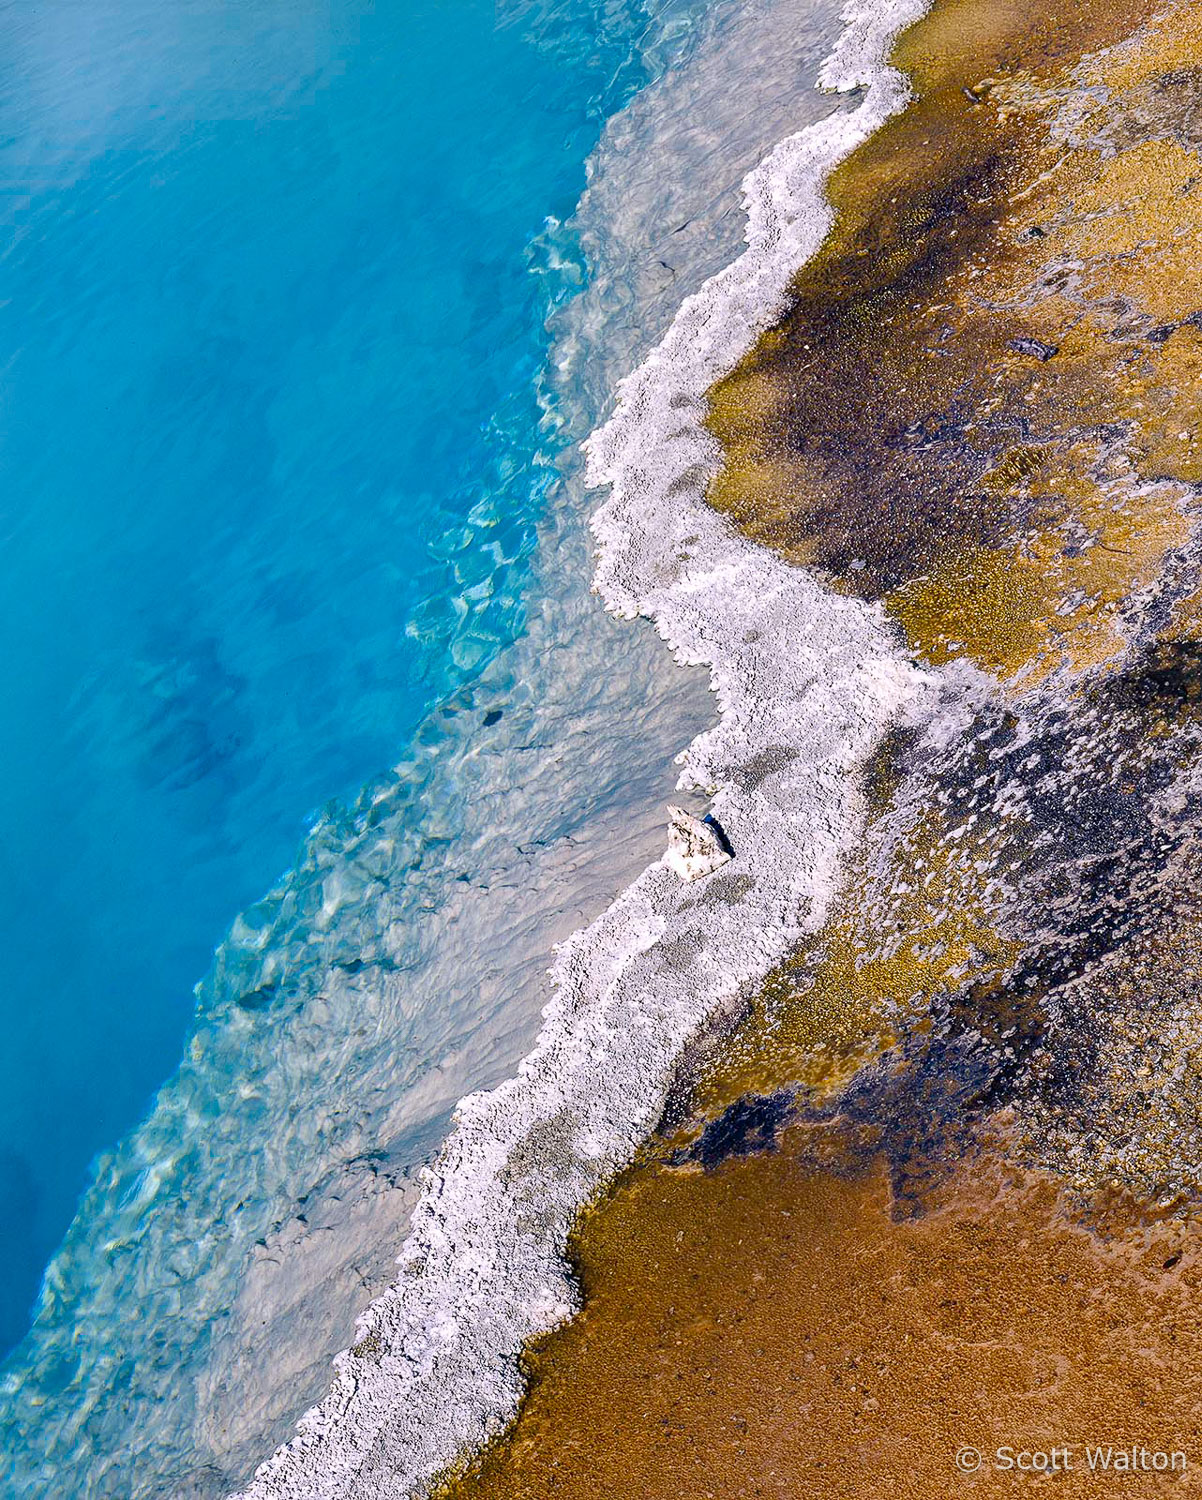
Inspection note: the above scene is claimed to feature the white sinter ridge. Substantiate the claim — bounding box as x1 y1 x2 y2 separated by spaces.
236 1 935 1494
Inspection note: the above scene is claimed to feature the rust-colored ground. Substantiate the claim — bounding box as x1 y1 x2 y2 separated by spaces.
444 1123 1202 1497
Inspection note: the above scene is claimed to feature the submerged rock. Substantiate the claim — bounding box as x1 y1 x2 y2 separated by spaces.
664 804 732 881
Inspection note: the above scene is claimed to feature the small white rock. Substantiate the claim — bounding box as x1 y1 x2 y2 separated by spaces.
663 804 732 881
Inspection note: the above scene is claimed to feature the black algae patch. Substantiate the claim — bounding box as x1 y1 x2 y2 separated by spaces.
688 1091 794 1170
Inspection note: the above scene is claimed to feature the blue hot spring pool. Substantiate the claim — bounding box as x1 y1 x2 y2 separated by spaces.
0 0 688 1358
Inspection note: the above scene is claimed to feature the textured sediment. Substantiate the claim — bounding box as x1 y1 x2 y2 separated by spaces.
702 0 1202 1204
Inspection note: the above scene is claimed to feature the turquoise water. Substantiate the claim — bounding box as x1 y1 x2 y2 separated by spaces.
0 0 681 1358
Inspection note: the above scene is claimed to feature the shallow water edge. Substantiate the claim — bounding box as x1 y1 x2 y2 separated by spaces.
234 1 941 1495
